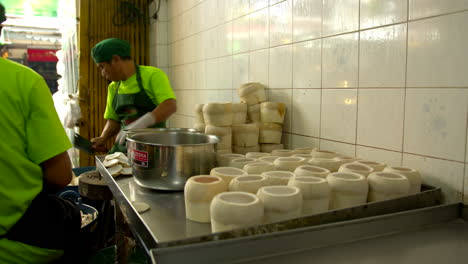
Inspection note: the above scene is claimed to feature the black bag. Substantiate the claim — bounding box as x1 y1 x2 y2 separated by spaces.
5 192 83 263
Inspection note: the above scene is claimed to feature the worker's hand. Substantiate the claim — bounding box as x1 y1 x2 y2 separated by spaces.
116 112 156 145
91 137 108 152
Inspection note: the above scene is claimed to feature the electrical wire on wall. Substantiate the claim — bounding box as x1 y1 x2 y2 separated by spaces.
112 0 144 26
150 0 161 20
112 0 161 26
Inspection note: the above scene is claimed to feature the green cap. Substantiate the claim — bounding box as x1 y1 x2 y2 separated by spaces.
91 38 131 63
0 4 6 24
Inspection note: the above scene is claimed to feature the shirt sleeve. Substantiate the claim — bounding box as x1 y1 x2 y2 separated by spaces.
149 68 176 104
26 77 72 164
104 82 120 121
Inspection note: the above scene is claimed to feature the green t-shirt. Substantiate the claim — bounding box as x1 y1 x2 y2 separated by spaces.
104 66 176 121
0 58 72 263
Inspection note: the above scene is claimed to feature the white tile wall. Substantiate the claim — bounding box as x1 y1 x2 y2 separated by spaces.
320 89 357 143
250 8 269 50
407 12 468 87
156 0 468 203
322 33 359 88
249 49 269 85
269 45 292 88
357 89 405 151
292 39 321 88
322 0 359 36
359 24 407 88
292 89 321 137
269 0 292 46
292 0 322 42
403 154 464 203
360 0 407 29
403 88 468 162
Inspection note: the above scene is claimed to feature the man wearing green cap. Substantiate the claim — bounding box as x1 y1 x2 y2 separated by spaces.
90 38 177 153
0 3 82 263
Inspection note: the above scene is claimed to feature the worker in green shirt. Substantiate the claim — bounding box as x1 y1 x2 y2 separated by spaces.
90 38 177 153
0 4 82 263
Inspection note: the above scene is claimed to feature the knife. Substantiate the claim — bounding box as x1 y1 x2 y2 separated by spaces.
73 133 95 154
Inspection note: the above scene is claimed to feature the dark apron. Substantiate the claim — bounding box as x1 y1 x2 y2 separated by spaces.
109 64 165 153
3 191 82 263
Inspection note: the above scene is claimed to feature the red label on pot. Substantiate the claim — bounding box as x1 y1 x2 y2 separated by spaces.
132 149 148 168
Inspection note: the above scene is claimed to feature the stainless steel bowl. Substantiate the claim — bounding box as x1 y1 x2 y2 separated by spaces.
126 131 218 191
125 127 198 136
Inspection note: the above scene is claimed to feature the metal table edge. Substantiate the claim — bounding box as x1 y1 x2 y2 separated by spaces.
95 155 159 252
152 202 462 255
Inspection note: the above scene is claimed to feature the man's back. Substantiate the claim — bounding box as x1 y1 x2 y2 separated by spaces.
0 58 72 263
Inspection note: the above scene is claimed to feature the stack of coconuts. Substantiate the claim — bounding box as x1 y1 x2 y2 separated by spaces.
193 82 286 155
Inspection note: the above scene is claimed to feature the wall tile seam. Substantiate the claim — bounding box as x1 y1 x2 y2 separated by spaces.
355 1 362 158
167 1 203 21
407 8 468 23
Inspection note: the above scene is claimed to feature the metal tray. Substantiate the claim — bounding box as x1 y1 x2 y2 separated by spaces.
96 155 443 261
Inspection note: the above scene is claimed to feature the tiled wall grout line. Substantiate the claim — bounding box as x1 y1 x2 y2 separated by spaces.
354 0 361 158
401 0 410 167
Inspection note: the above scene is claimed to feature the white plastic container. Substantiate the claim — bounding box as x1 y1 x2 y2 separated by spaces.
383 167 422 194
194 104 205 123
232 124 260 147
259 123 282 144
184 175 226 223
217 153 244 167
210 192 264 232
247 104 261 123
367 172 410 202
293 147 316 154
238 82 267 106
294 165 331 178
338 163 374 177
233 145 260 155
210 167 248 189
273 157 307 172
333 156 359 167
228 175 269 194
193 122 205 133
216 148 233 155
355 160 387 172
245 152 270 159
292 154 312 160
243 162 275 174
310 150 338 159
257 186 302 223
228 158 258 169
327 172 368 210
260 143 284 153
203 103 233 126
258 155 281 164
260 102 286 124
288 176 330 215
262 171 295 186
205 125 232 150
231 103 248 124
271 149 294 157
308 158 341 172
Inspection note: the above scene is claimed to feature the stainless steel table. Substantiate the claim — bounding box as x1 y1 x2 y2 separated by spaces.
96 156 468 264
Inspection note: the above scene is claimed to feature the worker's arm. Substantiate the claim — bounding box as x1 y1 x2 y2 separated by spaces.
91 119 121 150
115 99 177 144
150 98 177 122
40 151 72 191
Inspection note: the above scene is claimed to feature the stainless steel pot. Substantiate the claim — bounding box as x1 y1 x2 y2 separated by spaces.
126 130 218 191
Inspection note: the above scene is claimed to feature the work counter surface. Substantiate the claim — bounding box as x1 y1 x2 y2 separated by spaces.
95 156 468 264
